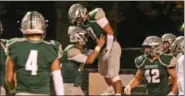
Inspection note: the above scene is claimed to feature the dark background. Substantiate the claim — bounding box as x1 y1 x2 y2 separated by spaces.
0 1 184 69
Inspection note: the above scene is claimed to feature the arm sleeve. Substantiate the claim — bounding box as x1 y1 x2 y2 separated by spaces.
91 8 113 50
106 35 114 50
67 48 88 64
95 8 109 28
89 8 109 28
51 70 64 95
96 17 109 28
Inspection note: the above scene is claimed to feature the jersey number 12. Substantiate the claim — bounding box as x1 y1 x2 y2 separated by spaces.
25 50 38 76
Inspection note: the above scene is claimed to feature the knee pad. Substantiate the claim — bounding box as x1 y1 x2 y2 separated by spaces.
112 76 121 83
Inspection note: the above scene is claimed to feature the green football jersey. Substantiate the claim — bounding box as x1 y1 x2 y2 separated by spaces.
87 8 105 39
0 39 7 87
7 38 62 94
135 54 176 96
62 44 86 86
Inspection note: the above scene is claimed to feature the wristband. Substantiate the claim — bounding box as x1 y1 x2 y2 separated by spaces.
95 46 101 52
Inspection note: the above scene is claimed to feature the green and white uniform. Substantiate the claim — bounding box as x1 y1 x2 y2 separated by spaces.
6 38 62 95
0 39 7 95
135 54 177 96
70 8 121 79
62 44 86 95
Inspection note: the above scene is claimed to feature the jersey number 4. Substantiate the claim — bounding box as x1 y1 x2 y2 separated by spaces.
25 50 38 76
145 69 160 83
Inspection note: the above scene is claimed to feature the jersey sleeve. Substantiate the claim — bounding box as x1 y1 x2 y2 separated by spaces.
134 55 146 69
67 48 87 64
159 54 177 68
50 40 63 59
0 39 7 51
6 42 17 61
89 8 106 20
89 8 109 28
5 38 24 61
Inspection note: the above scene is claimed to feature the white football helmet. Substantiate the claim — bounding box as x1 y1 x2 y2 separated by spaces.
142 36 163 56
68 26 88 45
171 36 184 55
68 3 87 24
161 33 176 44
21 11 47 35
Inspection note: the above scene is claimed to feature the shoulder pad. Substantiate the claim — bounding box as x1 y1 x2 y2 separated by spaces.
49 40 60 46
6 38 26 47
0 39 7 50
49 40 63 59
134 55 147 68
159 54 176 67
89 8 106 20
0 39 8 44
64 44 75 51
67 48 81 58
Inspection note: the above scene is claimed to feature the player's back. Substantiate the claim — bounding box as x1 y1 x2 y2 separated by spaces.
7 38 59 94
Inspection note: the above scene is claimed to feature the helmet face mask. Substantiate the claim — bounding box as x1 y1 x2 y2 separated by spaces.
69 27 89 46
142 36 163 56
68 3 88 26
151 43 163 56
171 36 184 55
161 33 176 52
143 46 152 55
21 11 47 37
76 31 88 46
162 41 171 52
161 33 176 43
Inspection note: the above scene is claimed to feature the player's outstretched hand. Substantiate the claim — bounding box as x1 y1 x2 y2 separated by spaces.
124 85 131 95
97 35 105 48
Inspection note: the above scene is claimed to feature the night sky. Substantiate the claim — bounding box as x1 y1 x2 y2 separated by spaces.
0 1 184 68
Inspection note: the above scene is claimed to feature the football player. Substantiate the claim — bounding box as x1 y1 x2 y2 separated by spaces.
0 18 7 96
171 36 184 95
68 3 122 95
62 26 105 95
5 11 64 95
124 36 178 96
167 36 183 87
161 33 176 55
171 36 184 58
